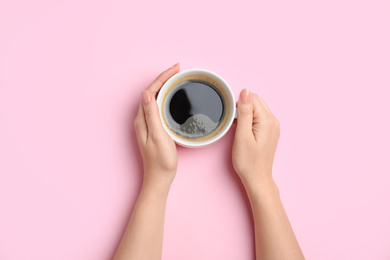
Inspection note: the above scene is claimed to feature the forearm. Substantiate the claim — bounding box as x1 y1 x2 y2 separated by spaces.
243 177 304 260
113 180 171 260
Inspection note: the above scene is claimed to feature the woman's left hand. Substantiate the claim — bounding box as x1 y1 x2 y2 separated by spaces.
134 63 180 189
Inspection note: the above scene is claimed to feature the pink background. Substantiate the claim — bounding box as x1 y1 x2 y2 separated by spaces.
1 0 389 259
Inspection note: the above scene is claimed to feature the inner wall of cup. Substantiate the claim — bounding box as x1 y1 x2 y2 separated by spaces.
161 73 234 144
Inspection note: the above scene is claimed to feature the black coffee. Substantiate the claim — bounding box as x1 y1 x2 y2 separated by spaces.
166 80 224 140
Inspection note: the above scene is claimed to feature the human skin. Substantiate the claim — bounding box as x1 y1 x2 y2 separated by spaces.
233 89 305 260
113 65 304 260
113 64 180 260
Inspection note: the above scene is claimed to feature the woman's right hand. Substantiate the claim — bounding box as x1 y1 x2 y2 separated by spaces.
232 89 281 189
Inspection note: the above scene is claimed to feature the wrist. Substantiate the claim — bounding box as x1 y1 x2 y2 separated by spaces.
140 181 171 198
137 180 171 210
241 174 279 199
142 172 175 196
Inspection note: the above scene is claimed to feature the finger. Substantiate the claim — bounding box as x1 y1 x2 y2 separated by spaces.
232 101 238 124
252 95 270 123
252 95 278 138
134 102 147 143
142 90 165 139
236 89 254 138
253 93 272 114
146 63 180 97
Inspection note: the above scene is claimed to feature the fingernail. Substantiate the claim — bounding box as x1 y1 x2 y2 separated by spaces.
171 63 179 69
142 90 151 105
240 89 252 104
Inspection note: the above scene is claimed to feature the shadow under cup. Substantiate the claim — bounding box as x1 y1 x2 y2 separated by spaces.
157 69 235 148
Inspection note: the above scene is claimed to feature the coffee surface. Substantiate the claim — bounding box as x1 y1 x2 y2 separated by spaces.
167 80 224 139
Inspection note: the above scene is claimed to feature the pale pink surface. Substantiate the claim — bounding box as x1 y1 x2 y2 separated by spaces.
1 0 389 259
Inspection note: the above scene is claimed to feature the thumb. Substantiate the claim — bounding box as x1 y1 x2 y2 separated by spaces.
236 89 253 137
142 90 164 138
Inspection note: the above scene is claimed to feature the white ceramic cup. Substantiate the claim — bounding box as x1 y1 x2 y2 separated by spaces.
157 69 236 148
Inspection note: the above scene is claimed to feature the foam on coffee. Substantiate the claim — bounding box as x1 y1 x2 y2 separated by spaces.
161 75 230 142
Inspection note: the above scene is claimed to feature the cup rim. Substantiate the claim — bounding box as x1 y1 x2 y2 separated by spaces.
156 68 235 148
